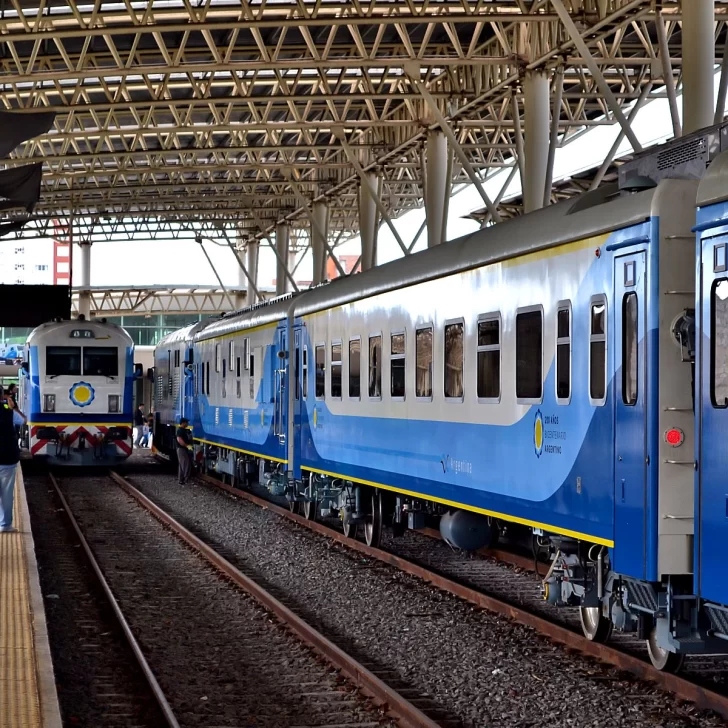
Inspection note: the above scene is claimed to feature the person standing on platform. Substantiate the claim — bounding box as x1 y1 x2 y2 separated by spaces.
6 383 26 443
0 392 23 533
176 417 193 485
134 404 145 448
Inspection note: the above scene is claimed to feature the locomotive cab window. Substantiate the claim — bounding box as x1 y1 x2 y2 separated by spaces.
331 342 343 398
46 346 81 377
416 326 433 399
622 293 639 406
556 303 571 404
369 335 382 399
477 314 500 402
349 338 361 398
711 278 728 407
589 296 607 405
390 332 406 399
315 344 326 399
84 347 118 377
444 321 464 400
516 308 543 402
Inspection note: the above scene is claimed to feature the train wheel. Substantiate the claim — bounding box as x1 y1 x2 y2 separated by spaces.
364 491 383 549
647 628 685 672
303 498 317 521
579 607 613 642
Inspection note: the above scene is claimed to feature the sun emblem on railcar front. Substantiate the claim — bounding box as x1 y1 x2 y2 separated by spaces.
69 381 95 407
534 409 544 458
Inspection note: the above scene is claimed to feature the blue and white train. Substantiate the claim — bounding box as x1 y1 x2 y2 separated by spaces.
20 317 138 466
154 128 728 671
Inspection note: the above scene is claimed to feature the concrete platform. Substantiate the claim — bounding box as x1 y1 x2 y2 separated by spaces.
0 468 61 728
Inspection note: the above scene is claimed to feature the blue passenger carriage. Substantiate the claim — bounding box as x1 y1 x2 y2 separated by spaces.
20 317 137 466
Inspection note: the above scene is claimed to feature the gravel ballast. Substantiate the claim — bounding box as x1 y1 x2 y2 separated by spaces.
126 467 727 728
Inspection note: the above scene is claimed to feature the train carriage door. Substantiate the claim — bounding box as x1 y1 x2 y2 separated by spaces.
697 237 728 605
614 252 648 578
292 327 303 478
274 327 287 444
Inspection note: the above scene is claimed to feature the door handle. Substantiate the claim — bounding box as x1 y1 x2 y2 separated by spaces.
618 455 623 461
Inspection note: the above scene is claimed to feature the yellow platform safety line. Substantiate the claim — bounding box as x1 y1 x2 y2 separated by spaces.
0 473 42 728
194 437 288 465
302 465 614 548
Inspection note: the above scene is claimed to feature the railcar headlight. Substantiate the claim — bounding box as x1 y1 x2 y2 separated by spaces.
108 395 120 413
43 394 55 412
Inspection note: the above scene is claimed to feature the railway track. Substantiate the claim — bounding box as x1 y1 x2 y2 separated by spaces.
51 469 443 728
188 469 728 722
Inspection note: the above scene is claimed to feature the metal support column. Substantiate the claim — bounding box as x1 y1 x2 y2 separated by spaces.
197 239 235 311
523 71 550 213
359 172 380 270
275 222 290 295
246 239 259 305
682 0 715 135
312 202 329 286
424 131 448 247
78 240 91 319
235 255 246 309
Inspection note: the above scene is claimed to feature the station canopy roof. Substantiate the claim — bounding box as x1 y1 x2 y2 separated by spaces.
0 1 721 246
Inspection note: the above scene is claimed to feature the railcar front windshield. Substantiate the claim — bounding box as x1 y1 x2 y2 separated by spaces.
46 346 81 376
83 347 119 376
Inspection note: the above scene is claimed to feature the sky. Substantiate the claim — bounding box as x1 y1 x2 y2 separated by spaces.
15 69 727 292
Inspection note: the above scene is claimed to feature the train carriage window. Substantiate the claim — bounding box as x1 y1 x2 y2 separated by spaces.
711 279 728 407
295 344 301 400
229 341 234 369
249 352 255 399
174 350 180 367
589 296 607 404
46 346 81 376
83 347 118 377
516 308 543 402
416 327 433 399
236 356 241 378
331 342 343 398
206 361 210 396
302 347 308 400
477 314 500 401
215 344 221 373
369 335 382 398
444 321 464 399
349 339 361 398
390 332 405 399
315 345 326 399
556 303 571 404
622 293 638 406
243 338 250 371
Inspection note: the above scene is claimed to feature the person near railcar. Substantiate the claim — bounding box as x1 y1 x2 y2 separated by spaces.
134 404 145 448
176 417 193 485
0 392 24 533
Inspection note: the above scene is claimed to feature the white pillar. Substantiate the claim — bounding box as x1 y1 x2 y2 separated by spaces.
311 202 329 285
78 240 91 319
358 172 380 271
424 131 448 247
523 71 550 213
275 223 290 296
235 246 247 309
246 239 259 304
682 0 715 135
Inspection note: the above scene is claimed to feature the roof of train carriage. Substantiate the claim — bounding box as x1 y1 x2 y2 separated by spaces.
292 178 693 318
156 317 219 348
697 148 728 208
193 293 300 343
26 317 133 346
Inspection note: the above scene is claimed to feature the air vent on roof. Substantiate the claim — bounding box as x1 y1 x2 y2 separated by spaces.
656 136 707 170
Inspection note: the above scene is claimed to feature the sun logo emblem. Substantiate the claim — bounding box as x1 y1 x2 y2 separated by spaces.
534 409 544 458
69 381 95 407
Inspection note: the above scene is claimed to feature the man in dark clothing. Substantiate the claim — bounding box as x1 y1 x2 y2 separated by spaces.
134 405 145 448
0 392 23 532
176 417 193 484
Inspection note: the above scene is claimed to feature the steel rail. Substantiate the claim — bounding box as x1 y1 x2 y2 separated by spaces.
107 470 441 728
193 472 728 721
47 472 181 728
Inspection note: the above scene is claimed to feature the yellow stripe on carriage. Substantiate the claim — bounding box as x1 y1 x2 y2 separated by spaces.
301 465 614 548
194 437 288 465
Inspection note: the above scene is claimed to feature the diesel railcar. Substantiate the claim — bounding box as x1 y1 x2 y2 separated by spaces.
20 317 138 466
